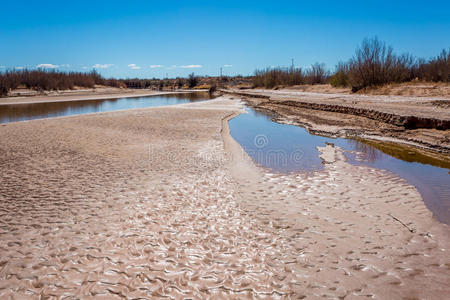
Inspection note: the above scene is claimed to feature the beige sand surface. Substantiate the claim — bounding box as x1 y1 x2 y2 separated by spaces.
358 82 450 98
0 96 449 298
281 82 450 98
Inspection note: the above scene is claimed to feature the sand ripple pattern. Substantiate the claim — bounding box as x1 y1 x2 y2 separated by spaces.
0 105 299 298
0 99 449 299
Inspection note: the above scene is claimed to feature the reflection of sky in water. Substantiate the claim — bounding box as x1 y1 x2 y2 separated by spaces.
0 92 213 124
229 108 450 224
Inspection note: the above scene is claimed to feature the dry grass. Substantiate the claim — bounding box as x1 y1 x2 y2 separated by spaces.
357 81 450 97
279 82 450 97
284 84 350 94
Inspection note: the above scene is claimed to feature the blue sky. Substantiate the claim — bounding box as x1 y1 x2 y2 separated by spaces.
1 0 449 78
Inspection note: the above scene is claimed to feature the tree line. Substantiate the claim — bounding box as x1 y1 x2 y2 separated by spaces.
252 37 449 91
0 70 125 96
0 70 205 96
1 37 449 96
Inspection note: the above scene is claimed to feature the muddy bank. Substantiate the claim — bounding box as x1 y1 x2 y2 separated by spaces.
0 96 449 298
268 99 450 130
261 82 450 98
223 89 450 154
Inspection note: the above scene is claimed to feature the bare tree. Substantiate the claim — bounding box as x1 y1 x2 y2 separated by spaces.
347 37 396 90
253 67 304 88
188 73 198 88
305 63 328 84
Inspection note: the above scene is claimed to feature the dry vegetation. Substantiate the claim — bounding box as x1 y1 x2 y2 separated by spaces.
0 70 241 97
330 37 449 92
252 63 328 89
252 37 449 91
0 70 124 96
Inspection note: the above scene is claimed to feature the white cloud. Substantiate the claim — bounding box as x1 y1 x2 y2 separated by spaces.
180 64 202 69
92 64 113 69
82 66 89 70
60 64 70 68
0 66 5 69
37 63 59 69
15 66 25 70
150 64 163 68
128 64 141 70
223 64 233 67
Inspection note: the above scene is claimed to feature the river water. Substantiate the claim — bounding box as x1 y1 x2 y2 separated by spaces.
229 107 450 224
0 92 214 124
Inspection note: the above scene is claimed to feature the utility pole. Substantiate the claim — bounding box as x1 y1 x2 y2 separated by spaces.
291 58 294 70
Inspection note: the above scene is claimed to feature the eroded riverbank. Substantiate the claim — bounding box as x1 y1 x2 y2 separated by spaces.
0 96 449 298
223 88 450 154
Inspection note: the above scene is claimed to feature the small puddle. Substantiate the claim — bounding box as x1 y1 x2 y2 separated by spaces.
229 107 450 225
0 92 214 124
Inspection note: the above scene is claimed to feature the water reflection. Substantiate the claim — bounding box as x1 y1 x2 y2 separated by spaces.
0 92 214 124
230 109 328 173
346 139 385 163
349 139 450 169
229 107 450 224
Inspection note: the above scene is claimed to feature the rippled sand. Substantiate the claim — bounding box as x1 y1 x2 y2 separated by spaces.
0 96 449 298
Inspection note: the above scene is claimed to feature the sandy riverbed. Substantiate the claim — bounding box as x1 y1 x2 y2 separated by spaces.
0 96 449 298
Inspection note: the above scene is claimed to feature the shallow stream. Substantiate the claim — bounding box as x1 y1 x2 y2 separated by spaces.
229 107 450 224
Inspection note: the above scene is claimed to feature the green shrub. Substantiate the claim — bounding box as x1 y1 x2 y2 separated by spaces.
330 62 350 87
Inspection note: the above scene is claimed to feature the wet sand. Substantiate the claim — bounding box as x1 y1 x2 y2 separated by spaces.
0 96 449 298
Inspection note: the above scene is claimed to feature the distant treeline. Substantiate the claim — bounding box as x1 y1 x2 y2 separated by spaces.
121 73 200 89
253 63 327 88
0 69 212 96
0 70 125 96
253 37 449 91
